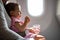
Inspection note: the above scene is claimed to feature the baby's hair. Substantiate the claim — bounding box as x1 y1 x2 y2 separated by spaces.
5 3 19 17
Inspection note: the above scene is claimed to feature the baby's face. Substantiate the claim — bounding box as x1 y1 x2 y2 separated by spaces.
11 6 22 18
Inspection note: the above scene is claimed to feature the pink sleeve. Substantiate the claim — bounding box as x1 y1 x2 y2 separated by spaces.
14 18 24 25
11 17 24 25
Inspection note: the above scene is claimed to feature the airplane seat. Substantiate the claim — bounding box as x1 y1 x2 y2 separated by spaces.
0 0 24 40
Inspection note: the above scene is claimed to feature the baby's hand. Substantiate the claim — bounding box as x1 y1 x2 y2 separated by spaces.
25 16 30 23
29 26 40 34
29 28 35 34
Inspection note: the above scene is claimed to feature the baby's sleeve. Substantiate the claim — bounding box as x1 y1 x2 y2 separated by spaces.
14 18 24 25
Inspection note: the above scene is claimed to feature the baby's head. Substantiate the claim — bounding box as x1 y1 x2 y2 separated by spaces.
5 3 22 18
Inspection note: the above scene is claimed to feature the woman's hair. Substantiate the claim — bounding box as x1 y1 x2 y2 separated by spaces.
5 3 19 17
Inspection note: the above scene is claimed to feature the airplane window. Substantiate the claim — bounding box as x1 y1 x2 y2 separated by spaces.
27 0 44 17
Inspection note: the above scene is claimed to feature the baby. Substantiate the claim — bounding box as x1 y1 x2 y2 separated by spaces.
5 3 30 37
